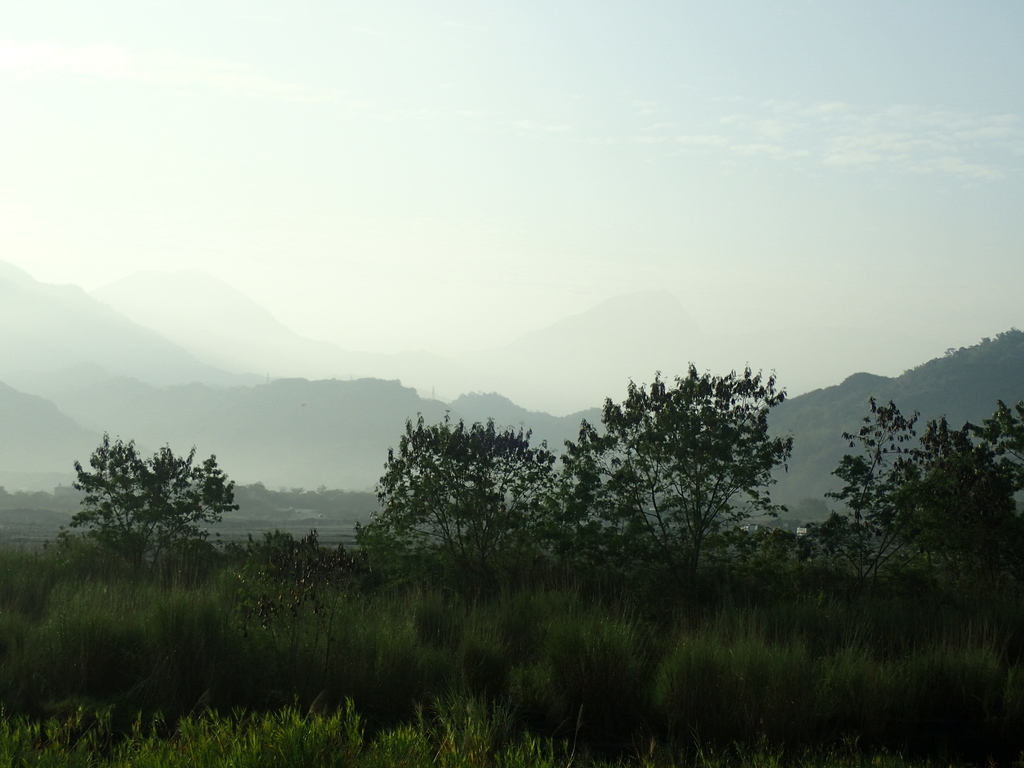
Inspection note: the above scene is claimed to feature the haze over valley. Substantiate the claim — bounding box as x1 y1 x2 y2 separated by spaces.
4 258 1024 529
88 265 941 415
2 2 1022 525
7 9 1024 763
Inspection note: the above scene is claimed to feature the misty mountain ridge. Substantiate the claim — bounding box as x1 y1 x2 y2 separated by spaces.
770 329 1024 507
0 261 38 287
2 373 597 492
5 330 1024 506
87 266 951 415
91 269 470 399
4 259 1024 507
90 268 714 411
0 375 102 491
455 291 706 413
0 262 256 389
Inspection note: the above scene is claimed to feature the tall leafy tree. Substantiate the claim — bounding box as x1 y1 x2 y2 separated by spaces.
816 399 920 591
71 434 237 569
972 399 1024 488
908 417 1021 587
561 367 792 585
358 414 557 591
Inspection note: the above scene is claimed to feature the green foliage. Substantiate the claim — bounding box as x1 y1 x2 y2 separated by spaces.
458 630 511 701
236 530 368 623
5 538 1024 762
713 526 808 596
235 530 369 680
973 398 1024 487
522 610 653 740
70 434 237 569
561 367 792 585
413 593 466 649
27 582 152 702
819 398 1024 591
425 693 518 766
654 634 814 745
0 704 982 767
816 399 920 591
140 589 245 712
360 414 558 592
907 417 1023 587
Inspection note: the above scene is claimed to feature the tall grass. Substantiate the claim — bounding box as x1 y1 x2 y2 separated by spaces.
654 634 815 746
2 542 1024 762
516 608 654 742
0 704 983 767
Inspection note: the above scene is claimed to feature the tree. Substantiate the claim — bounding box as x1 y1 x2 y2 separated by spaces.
561 367 792 585
972 399 1024 488
236 530 368 677
71 434 237 568
816 399 920 591
907 417 1021 587
358 414 558 590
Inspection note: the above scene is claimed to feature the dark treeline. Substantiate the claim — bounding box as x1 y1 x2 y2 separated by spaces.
0 486 81 512
4 363 1024 766
358 365 1024 601
0 483 377 520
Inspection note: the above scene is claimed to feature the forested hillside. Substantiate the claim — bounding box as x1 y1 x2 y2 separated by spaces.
771 329 1024 508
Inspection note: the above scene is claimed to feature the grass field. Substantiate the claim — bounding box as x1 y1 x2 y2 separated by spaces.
2 539 1023 766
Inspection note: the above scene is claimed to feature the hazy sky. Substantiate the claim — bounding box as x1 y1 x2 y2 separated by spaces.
3 1 1023 366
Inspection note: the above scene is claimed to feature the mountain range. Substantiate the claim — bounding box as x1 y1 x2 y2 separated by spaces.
0 261 250 389
91 269 709 413
771 330 1024 507
2 259 1023 515
87 268 940 415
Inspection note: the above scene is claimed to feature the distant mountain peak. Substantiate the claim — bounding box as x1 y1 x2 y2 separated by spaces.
839 372 892 388
0 262 249 388
92 269 284 329
553 289 697 328
454 289 706 414
0 260 38 287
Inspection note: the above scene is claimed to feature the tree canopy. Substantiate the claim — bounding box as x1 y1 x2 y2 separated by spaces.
358 414 558 591
71 434 237 568
910 416 1022 585
816 399 921 591
561 366 793 585
814 398 1024 592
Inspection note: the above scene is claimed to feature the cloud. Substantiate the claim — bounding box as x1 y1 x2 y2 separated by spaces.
0 39 337 101
513 120 572 134
634 96 1023 182
675 134 729 147
910 155 1006 181
808 107 1019 179
822 150 882 168
730 143 810 159
754 119 797 140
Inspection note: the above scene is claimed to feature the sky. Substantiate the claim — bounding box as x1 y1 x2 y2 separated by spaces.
2 1 1023 378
